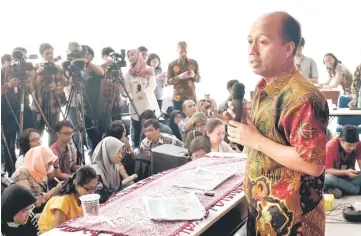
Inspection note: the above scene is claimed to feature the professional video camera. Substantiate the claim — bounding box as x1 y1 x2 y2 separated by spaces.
62 45 88 76
7 49 37 79
40 56 62 85
107 49 127 78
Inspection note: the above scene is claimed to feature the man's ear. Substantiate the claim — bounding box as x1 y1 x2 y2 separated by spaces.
285 42 296 58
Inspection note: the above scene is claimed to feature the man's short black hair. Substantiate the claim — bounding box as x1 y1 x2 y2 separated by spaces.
39 43 53 55
55 120 74 132
106 120 125 140
280 12 302 56
82 45 94 58
143 118 160 130
340 125 359 143
137 46 148 52
226 79 239 90
13 47 27 53
300 37 305 47
1 54 11 65
101 47 115 57
140 110 157 122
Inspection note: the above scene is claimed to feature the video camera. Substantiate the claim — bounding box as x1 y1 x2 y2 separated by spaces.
62 45 88 76
39 56 62 85
106 49 127 78
7 49 37 79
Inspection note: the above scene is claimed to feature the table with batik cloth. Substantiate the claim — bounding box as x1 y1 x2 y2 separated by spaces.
44 154 247 236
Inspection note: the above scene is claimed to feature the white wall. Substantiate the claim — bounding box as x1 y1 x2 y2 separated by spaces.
1 0 360 104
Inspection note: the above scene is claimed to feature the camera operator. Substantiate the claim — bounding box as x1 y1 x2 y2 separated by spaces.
32 43 67 145
64 43 104 153
1 47 36 175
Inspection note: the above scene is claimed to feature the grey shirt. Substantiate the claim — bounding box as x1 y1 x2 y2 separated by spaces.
295 56 319 80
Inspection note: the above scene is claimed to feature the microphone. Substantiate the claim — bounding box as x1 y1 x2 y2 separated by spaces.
137 84 142 92
231 82 246 123
122 174 138 186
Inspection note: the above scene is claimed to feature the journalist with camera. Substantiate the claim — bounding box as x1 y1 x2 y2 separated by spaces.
32 43 67 145
63 43 104 155
1 47 36 175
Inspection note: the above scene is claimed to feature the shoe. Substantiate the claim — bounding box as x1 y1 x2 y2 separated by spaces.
327 188 343 199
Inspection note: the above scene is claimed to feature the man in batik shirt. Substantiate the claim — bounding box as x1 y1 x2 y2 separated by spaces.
217 12 328 236
167 41 201 111
349 63 361 108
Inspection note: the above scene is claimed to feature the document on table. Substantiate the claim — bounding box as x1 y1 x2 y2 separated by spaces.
144 193 206 221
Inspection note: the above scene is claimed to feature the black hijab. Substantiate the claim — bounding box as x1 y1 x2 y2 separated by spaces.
169 110 182 141
1 184 38 236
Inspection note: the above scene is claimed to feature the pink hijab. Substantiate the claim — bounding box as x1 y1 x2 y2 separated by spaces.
127 49 154 77
23 146 58 183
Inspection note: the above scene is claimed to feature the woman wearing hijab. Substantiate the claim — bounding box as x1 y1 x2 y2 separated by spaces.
1 184 40 236
124 49 160 151
11 146 60 213
92 137 130 203
169 110 183 141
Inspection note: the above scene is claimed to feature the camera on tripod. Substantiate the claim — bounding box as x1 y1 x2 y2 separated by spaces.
62 45 88 76
107 49 127 78
8 49 37 79
40 56 62 85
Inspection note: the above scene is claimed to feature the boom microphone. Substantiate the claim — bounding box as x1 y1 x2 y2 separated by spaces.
231 82 246 123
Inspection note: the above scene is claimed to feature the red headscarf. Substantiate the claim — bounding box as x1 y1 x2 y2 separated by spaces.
127 49 154 77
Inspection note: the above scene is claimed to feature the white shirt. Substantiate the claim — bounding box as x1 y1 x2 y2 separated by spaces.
124 73 160 120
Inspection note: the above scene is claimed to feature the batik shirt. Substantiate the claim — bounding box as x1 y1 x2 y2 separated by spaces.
352 64 361 107
167 58 200 102
246 67 329 236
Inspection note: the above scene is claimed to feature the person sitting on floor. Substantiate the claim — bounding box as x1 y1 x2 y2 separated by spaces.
50 120 81 181
184 112 207 149
140 119 183 156
204 118 235 153
169 110 183 141
324 125 361 198
38 166 98 233
188 137 211 161
92 137 130 204
1 184 40 236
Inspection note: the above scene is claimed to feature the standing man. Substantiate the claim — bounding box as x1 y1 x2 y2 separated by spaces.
137 46 148 62
295 37 319 83
167 41 200 111
217 12 328 235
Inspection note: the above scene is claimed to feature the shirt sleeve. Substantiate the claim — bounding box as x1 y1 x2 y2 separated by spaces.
167 62 180 85
325 140 339 169
281 99 328 165
355 142 361 161
310 59 319 78
49 196 70 215
192 60 201 83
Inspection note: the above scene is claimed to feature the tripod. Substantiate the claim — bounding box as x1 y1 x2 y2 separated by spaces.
103 69 140 134
64 73 100 165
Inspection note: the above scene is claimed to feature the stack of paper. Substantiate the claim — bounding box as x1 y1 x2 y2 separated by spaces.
172 168 236 191
144 193 206 221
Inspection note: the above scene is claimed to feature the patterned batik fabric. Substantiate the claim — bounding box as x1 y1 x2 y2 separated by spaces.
352 64 361 107
167 58 200 102
245 67 329 236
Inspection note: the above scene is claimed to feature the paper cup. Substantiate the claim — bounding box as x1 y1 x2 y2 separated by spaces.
324 193 334 211
80 194 100 217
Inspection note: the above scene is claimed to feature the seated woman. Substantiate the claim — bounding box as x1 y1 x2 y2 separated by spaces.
1 184 40 236
11 146 60 213
188 137 211 161
92 137 130 204
319 53 353 95
15 128 41 169
184 112 207 148
38 166 98 233
204 118 235 153
169 110 183 141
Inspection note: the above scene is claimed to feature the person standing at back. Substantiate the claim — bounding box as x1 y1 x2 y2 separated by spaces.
167 41 201 111
216 11 328 236
295 37 319 83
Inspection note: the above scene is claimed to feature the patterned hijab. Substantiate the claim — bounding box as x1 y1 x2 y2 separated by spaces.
23 146 58 183
127 49 154 77
91 137 125 193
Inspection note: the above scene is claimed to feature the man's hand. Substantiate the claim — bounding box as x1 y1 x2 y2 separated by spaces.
133 148 140 155
187 70 195 78
179 72 189 80
8 78 19 88
345 169 358 178
37 65 45 74
227 117 262 150
348 99 356 108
